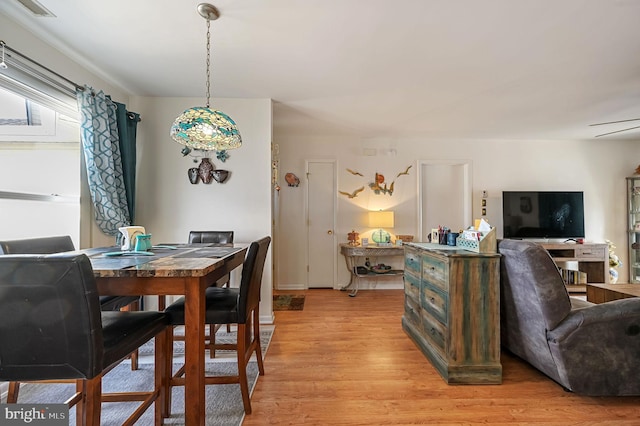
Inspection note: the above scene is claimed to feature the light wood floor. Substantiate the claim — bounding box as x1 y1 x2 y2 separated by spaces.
244 289 640 425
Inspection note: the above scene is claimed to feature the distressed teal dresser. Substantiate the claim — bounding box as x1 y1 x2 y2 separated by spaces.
402 242 502 384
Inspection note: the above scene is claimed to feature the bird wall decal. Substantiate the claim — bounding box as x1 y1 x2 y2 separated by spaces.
397 165 412 177
346 168 363 176
339 186 365 198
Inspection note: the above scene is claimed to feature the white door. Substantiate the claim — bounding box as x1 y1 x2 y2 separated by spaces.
419 161 472 240
306 160 336 288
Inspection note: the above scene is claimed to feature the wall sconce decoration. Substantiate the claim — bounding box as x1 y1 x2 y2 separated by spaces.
369 210 395 245
187 156 229 184
285 173 300 187
339 186 364 198
369 173 394 195
170 3 242 153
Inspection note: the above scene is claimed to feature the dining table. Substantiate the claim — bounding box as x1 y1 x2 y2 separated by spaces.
81 242 248 425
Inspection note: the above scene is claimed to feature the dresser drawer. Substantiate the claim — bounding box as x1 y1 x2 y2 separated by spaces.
421 309 446 355
404 247 421 276
404 296 422 331
575 246 606 259
421 283 448 325
404 271 420 304
422 255 448 291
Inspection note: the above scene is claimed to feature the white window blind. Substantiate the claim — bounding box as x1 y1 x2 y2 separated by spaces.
0 41 79 118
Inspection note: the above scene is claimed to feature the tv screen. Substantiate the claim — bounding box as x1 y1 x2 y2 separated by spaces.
502 191 585 240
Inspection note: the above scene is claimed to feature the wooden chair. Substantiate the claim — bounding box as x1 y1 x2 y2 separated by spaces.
164 236 270 414
0 235 142 404
0 253 168 425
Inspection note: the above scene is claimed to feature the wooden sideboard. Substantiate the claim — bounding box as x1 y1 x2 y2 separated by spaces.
402 243 502 384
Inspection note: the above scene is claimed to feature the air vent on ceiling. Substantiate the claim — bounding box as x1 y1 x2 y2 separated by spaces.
15 0 56 17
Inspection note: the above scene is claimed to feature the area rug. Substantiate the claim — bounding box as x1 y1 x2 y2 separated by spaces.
10 326 273 425
273 294 305 311
135 325 274 364
14 362 259 426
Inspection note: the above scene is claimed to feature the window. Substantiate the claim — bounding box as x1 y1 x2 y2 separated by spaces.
0 86 81 244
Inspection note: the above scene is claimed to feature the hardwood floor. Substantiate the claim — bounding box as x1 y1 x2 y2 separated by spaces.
244 289 640 425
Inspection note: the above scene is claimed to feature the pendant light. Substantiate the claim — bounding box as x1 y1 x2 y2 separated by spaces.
170 3 241 152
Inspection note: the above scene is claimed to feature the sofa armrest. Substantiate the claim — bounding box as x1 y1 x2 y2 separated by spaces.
546 297 640 395
549 297 640 341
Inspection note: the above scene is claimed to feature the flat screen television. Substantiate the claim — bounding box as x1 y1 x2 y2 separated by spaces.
502 191 585 240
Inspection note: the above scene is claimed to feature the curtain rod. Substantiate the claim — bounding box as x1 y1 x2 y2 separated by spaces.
0 40 84 92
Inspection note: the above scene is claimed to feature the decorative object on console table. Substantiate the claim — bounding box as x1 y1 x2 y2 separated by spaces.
369 210 394 245
396 235 414 243
347 229 359 246
402 242 502 384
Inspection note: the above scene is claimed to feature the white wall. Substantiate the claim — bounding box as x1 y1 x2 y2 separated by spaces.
0 14 129 106
129 96 274 321
275 135 639 287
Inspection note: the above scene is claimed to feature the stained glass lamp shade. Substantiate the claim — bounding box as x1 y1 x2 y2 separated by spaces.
369 211 394 244
170 3 242 152
170 107 241 151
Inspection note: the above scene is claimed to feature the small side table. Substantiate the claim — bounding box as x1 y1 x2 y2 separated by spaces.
339 243 405 297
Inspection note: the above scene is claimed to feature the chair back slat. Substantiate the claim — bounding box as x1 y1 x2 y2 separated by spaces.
238 237 271 323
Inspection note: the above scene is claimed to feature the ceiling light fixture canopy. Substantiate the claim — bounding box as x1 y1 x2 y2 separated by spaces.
170 3 241 152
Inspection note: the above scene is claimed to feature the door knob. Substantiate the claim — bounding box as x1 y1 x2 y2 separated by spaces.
327 230 333 235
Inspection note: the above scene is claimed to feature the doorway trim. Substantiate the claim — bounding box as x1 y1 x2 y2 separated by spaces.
417 159 473 241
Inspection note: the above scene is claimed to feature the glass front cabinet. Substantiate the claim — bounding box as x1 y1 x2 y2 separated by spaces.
628 176 640 283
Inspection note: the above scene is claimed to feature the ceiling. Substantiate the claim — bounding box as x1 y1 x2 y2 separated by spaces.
2 0 640 141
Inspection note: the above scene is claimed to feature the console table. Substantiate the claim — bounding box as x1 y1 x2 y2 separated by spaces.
339 243 404 297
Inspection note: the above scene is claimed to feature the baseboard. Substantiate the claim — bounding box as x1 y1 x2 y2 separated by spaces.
275 283 306 290
343 282 403 290
277 283 404 291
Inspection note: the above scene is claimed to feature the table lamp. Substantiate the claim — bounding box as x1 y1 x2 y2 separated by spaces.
369 210 394 245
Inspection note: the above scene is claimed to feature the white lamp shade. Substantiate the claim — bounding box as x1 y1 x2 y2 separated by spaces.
369 211 394 228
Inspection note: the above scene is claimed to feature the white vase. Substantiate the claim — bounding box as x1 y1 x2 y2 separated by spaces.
609 268 619 284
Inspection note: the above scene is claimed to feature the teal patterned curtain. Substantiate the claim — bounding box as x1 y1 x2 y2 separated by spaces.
76 86 130 236
114 101 140 224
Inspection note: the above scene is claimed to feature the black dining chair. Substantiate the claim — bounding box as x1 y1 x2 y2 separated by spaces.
0 236 141 316
186 230 235 357
0 253 168 425
164 236 270 415
0 235 143 404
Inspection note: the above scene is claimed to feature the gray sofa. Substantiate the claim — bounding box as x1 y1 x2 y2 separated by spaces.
498 239 640 396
